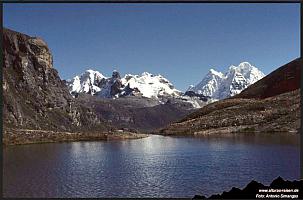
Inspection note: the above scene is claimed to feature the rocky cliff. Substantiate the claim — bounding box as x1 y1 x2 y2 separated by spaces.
3 28 111 133
160 59 301 135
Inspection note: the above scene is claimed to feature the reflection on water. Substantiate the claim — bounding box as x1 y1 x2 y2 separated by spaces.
3 133 300 198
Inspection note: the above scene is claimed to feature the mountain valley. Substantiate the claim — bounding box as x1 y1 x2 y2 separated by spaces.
3 27 300 144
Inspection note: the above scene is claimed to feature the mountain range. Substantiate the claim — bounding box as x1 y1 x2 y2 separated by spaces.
66 70 181 99
66 62 265 103
3 28 300 145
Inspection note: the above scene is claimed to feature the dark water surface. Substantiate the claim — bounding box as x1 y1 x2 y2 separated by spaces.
3 133 300 198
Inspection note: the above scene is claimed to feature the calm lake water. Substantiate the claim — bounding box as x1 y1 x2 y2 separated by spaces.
3 134 300 198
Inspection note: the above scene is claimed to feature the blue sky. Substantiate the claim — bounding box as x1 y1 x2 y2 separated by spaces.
3 3 300 91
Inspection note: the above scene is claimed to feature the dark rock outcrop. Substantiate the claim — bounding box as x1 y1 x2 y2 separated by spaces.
112 70 121 79
193 177 302 199
109 71 123 96
121 83 141 97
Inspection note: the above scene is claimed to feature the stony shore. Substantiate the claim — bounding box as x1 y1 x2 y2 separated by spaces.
3 128 148 145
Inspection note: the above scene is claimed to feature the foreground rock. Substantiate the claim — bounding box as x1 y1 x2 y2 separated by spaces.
160 59 301 135
193 177 302 199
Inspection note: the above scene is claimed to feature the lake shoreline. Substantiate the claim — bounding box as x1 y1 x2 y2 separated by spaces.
155 127 300 136
3 128 149 146
4 128 299 146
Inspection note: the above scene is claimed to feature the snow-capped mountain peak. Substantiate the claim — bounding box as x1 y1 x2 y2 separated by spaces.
188 62 265 100
227 62 265 84
188 68 224 98
66 69 181 99
120 72 181 98
67 69 107 95
237 61 254 69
